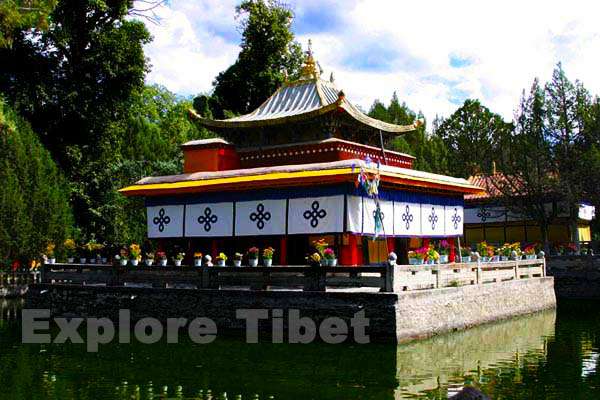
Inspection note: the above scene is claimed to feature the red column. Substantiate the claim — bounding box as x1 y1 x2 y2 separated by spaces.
280 237 287 266
387 237 395 253
340 234 363 266
448 237 456 263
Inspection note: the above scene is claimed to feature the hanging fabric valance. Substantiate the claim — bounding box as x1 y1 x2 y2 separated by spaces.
147 194 463 238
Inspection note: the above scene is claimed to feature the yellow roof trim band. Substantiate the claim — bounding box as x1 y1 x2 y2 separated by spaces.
119 168 356 193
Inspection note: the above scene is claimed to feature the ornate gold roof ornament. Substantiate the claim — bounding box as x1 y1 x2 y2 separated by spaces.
299 39 320 80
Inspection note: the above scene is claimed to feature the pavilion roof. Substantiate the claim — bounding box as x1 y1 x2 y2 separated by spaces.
189 44 417 135
119 159 484 197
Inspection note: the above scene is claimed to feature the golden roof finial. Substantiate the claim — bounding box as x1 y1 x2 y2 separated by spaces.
300 39 319 80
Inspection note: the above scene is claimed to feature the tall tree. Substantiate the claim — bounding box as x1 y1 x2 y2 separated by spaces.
545 63 588 244
0 0 56 48
486 79 558 249
208 0 304 117
434 99 513 178
0 98 73 264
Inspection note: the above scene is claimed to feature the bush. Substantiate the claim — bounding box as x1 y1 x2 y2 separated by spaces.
0 98 73 265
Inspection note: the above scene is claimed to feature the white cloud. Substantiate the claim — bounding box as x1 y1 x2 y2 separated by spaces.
140 0 600 122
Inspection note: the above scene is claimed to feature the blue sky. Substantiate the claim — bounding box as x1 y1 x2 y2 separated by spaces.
141 0 600 123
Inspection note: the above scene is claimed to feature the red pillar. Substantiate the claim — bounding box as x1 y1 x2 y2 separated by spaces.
280 237 287 266
387 237 395 253
340 234 363 266
448 237 456 263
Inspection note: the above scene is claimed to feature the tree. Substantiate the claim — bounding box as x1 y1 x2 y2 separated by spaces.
0 98 73 264
0 0 56 48
208 0 304 117
545 63 589 244
434 99 513 178
0 0 152 240
486 79 558 249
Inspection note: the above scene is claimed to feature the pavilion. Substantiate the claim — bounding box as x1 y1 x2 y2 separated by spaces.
120 47 483 265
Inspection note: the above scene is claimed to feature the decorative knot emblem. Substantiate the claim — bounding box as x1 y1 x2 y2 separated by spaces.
152 208 171 232
197 207 218 232
477 207 491 222
303 201 327 228
250 203 271 230
451 208 462 230
401 205 413 230
428 207 439 230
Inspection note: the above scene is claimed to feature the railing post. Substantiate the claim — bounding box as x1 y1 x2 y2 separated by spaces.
542 258 546 277
514 261 519 280
434 266 441 288
476 261 481 284
384 263 394 292
304 267 326 292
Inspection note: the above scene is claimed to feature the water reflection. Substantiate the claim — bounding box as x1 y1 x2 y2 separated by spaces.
1 301 600 399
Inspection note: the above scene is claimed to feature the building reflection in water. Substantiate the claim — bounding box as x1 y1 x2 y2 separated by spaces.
0 301 561 400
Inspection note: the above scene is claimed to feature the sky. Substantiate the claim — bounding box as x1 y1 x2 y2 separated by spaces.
141 0 600 123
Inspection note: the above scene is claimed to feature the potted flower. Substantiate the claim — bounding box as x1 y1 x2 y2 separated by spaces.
44 242 56 264
80 242 91 264
193 252 203 267
64 239 76 263
174 252 185 267
438 240 450 263
129 243 141 266
306 252 321 268
498 243 512 261
247 247 259 267
215 252 227 267
476 242 489 262
524 244 537 260
313 239 328 266
263 247 275 267
460 247 471 263
233 252 243 267
409 247 427 265
204 254 213 266
92 243 105 264
426 245 440 264
157 251 167 266
115 247 128 266
323 248 337 266
145 252 155 266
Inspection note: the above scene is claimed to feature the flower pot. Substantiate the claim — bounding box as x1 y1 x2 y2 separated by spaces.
461 256 471 263
249 258 258 267
79 258 87 264
216 260 226 267
119 259 128 266
233 260 242 267
408 258 417 265
90 259 96 264
264 259 273 267
439 255 449 264
174 260 182 267
67 258 74 264
48 258 56 264
130 259 139 267
526 254 536 260
101 258 107 264
330 258 338 267
145 259 154 267
500 256 508 261
159 259 167 267
194 259 202 267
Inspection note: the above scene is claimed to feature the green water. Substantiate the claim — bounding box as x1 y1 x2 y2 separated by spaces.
0 301 598 399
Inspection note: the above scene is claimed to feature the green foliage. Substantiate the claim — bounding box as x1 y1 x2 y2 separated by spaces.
368 94 449 174
0 98 72 264
0 0 56 47
208 0 304 117
433 99 513 178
